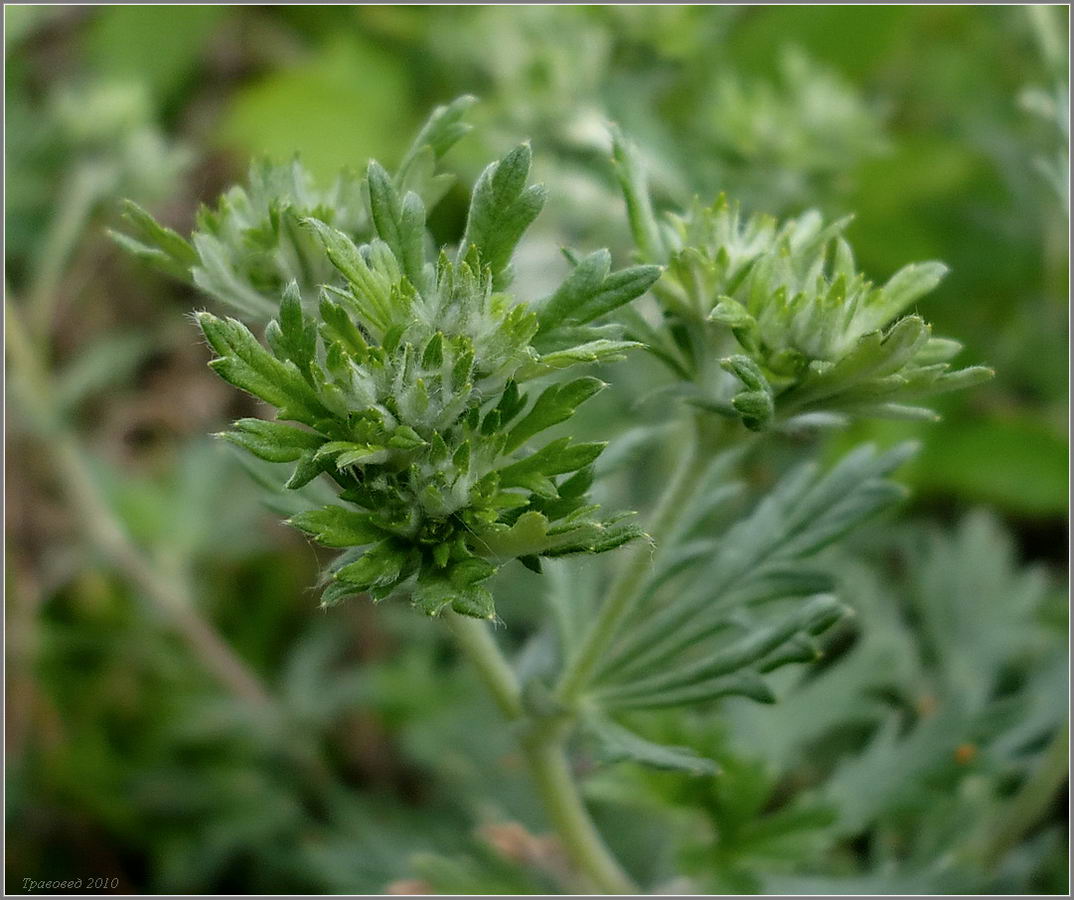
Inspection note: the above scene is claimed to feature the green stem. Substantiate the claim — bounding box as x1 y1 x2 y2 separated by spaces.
444 611 523 721
556 412 713 704
6 297 273 709
445 611 636 893
521 731 636 894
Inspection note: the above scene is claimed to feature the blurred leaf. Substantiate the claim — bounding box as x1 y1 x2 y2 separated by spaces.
54 332 154 415
218 37 412 181
87 6 230 104
911 416 1068 516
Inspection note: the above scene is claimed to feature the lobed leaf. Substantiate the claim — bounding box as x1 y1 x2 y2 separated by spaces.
289 505 383 548
217 417 324 463
458 143 546 288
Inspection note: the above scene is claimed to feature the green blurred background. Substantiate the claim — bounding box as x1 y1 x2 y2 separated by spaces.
5 5 1068 894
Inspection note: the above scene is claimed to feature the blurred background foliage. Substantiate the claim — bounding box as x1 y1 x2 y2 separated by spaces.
4 5 1067 894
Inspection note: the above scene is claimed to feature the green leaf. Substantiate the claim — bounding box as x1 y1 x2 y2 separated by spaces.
449 556 498 588
598 595 844 710
284 449 335 490
721 355 775 430
302 218 396 337
217 418 324 463
396 94 476 195
496 439 606 494
412 573 495 619
265 282 318 377
611 126 665 263
597 444 915 699
450 585 495 619
585 712 720 775
537 249 661 332
503 376 605 453
458 143 546 288
288 505 382 548
111 199 197 282
196 311 329 425
516 340 642 381
318 294 369 357
335 542 410 592
871 260 948 325
540 519 647 558
315 441 389 468
367 160 428 294
472 509 641 562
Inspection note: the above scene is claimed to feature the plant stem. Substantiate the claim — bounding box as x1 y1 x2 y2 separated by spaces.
445 611 636 893
6 297 273 709
556 412 713 704
521 731 637 894
444 611 523 721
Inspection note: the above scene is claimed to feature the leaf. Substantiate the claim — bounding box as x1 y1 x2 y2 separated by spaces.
458 143 546 288
217 418 324 463
496 439 606 495
396 94 476 192
111 199 198 281
871 260 948 326
610 126 665 263
472 510 553 560
335 542 411 593
474 510 644 561
595 444 915 700
265 282 318 377
366 160 428 294
540 519 647 558
288 505 382 548
53 331 154 414
412 573 495 619
315 441 389 468
302 218 395 336
319 294 369 357
585 712 720 775
516 340 642 380
721 355 775 430
195 311 329 425
537 249 662 333
190 232 279 320
503 376 605 453
285 449 336 490
597 595 844 710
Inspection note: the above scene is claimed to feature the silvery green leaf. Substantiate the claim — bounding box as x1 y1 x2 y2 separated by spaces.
584 711 719 776
458 142 546 288
536 248 661 334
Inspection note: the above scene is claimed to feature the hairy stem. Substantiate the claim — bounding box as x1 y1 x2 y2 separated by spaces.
445 611 636 893
556 412 713 704
6 297 273 709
